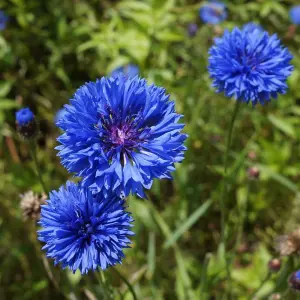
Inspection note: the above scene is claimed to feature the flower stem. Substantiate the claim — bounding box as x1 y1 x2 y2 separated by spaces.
112 268 138 300
249 272 272 299
29 142 48 194
219 100 241 296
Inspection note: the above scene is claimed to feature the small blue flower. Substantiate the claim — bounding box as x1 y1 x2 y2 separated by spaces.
38 181 134 274
0 10 8 31
56 76 187 198
242 22 263 34
187 23 198 37
208 27 293 105
16 108 38 139
16 108 34 125
199 0 227 25
290 6 300 25
111 64 139 79
289 270 300 291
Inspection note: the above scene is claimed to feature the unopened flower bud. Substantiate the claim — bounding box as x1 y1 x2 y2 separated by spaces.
187 23 198 37
268 258 281 272
247 166 260 180
15 108 38 140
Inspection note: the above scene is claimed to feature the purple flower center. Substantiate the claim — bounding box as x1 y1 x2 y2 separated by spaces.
97 106 150 158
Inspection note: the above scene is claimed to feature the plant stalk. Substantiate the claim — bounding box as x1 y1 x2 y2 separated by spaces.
219 100 241 297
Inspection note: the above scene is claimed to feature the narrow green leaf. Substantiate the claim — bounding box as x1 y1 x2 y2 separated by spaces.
163 199 213 249
268 114 296 138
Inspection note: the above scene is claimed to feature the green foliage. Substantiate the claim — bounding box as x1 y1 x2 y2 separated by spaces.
1 0 300 299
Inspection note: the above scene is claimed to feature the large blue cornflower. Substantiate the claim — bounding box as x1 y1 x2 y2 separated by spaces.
290 6 300 25
111 64 139 79
208 27 293 105
38 181 134 274
56 76 187 198
199 0 227 25
0 10 8 31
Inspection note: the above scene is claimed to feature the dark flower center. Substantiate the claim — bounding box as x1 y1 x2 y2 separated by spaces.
78 223 94 236
97 105 150 157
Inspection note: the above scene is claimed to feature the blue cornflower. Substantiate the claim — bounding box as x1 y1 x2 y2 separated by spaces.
290 6 300 25
16 108 38 139
187 23 198 37
199 1 227 25
0 10 8 31
242 22 263 34
56 76 187 198
111 64 139 79
289 270 300 291
208 27 293 105
38 181 134 274
16 108 34 125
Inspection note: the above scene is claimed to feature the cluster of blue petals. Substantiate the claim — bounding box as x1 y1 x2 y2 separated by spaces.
38 181 134 274
111 64 139 79
208 27 294 105
199 0 227 25
56 76 187 198
0 10 8 31
290 6 300 25
242 22 263 34
16 108 35 125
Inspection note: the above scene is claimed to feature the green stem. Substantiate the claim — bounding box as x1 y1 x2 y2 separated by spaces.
249 272 272 299
219 100 241 297
29 142 48 194
112 268 138 300
229 182 251 270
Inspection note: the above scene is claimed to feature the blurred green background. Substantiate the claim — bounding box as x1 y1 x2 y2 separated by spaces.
1 0 300 299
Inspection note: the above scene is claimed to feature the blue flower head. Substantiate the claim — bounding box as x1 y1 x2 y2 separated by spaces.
111 64 139 79
0 10 8 31
16 108 34 125
38 181 134 274
199 0 227 25
16 108 38 139
290 6 300 25
56 76 187 198
208 27 294 105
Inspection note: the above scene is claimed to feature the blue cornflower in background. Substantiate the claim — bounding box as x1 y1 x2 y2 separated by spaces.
56 76 187 198
290 6 300 25
16 108 34 125
0 10 8 31
208 27 293 105
199 0 227 25
111 64 139 79
16 107 38 139
187 23 198 37
289 270 300 291
38 181 134 274
242 22 263 34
